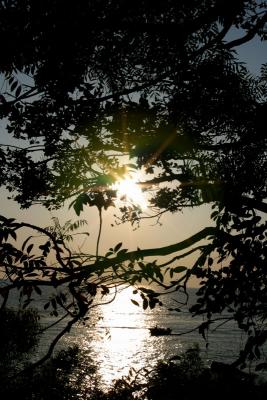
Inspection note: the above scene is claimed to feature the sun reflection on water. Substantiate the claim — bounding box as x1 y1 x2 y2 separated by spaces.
89 286 149 385
63 285 185 388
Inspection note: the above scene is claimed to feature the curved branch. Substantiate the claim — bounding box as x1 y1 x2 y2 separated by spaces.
158 245 205 268
225 12 267 49
80 226 218 277
12 312 81 378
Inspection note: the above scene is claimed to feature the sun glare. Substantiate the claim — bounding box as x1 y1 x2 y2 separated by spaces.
112 172 147 210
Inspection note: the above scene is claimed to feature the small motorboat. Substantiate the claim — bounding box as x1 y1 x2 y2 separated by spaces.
149 325 172 336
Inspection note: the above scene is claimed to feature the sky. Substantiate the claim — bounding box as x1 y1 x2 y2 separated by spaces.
232 35 267 75
0 30 266 287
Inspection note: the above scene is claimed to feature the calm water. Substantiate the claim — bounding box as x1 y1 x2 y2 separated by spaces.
13 285 249 388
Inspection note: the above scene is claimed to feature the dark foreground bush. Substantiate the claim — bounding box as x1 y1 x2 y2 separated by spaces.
0 344 104 400
2 346 267 400
143 348 267 400
0 308 100 399
0 307 40 358
99 346 267 400
0 307 40 379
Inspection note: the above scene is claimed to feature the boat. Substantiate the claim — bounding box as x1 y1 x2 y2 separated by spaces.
149 326 172 336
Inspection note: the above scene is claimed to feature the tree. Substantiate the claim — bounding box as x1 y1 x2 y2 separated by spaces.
0 0 267 370
0 308 102 400
0 307 40 374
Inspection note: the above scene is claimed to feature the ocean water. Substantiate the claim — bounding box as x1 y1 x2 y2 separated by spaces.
4 281 265 389
7 285 251 388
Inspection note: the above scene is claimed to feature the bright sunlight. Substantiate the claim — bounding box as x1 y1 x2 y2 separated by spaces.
112 171 148 210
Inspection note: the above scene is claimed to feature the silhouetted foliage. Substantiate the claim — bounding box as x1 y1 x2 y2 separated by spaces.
0 307 40 387
95 346 267 400
141 347 267 400
0 309 104 398
1 344 104 400
0 0 267 370
0 0 266 210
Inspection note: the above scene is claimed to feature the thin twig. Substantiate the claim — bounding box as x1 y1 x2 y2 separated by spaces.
96 207 103 259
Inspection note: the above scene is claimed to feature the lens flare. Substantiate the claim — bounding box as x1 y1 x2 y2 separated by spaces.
112 173 147 210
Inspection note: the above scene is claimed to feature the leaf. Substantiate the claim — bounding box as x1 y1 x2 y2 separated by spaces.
34 286 42 295
114 242 122 252
101 285 109 295
10 80 18 92
27 243 34 254
143 297 148 310
22 236 33 252
131 299 139 307
149 299 157 309
73 200 83 216
15 85 22 97
9 229 17 240
155 270 164 282
70 193 90 216
172 266 187 273
51 298 57 309
208 257 213 266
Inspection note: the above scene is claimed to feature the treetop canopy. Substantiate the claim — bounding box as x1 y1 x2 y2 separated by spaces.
0 0 266 216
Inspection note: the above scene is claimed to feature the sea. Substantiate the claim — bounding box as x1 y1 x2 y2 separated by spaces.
3 284 265 388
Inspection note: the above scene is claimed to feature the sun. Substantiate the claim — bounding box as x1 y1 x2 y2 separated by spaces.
112 172 147 210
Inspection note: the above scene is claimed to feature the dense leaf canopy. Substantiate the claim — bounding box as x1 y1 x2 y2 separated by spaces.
0 0 267 370
0 0 265 212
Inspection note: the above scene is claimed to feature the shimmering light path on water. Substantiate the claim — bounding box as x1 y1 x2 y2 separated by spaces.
62 286 243 387
4 282 248 388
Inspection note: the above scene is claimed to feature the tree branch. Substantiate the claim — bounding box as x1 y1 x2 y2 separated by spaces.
241 196 267 214
80 226 218 278
225 12 267 48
